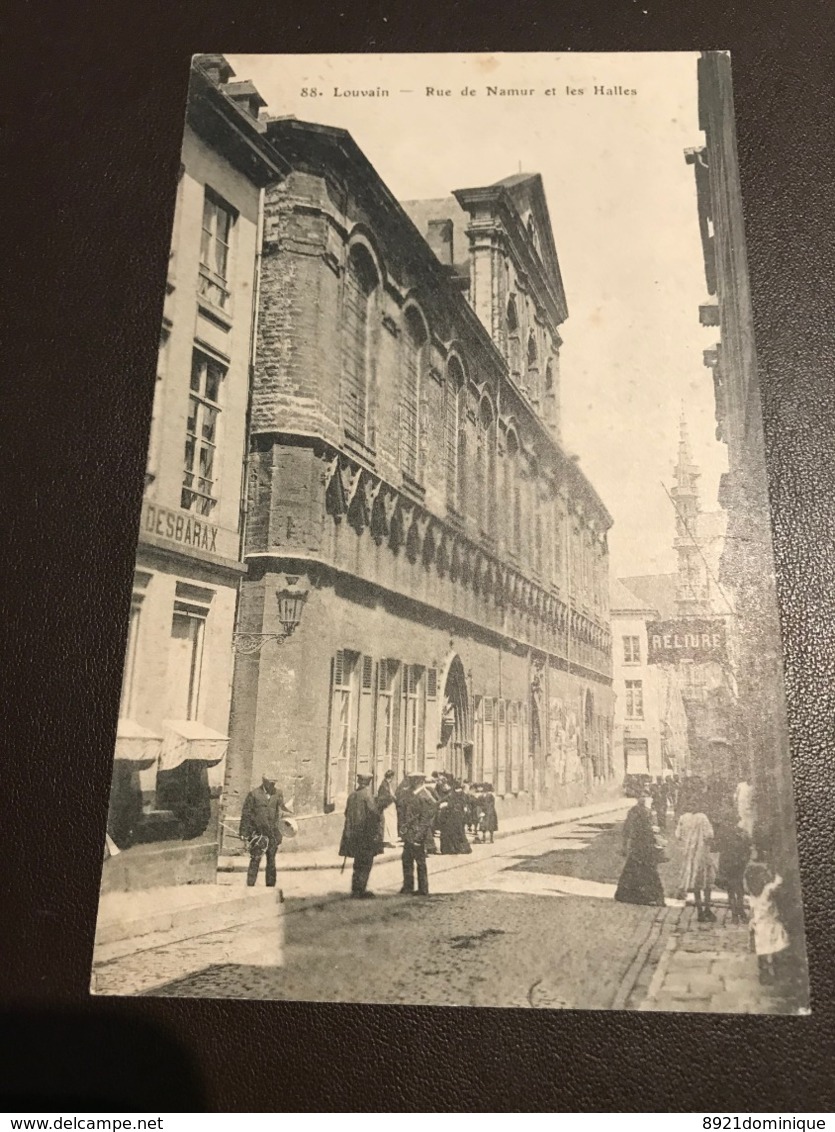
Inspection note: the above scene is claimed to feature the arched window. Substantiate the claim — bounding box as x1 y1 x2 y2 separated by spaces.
445 358 466 511
506 295 521 377
526 331 541 405
544 358 554 392
506 430 521 556
477 396 497 538
401 307 426 479
341 246 378 443
529 457 541 574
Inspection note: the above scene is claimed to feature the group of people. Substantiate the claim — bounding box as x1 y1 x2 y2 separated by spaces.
339 770 501 899
615 772 790 984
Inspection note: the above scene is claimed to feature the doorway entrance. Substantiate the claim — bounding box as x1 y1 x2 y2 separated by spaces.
438 655 470 780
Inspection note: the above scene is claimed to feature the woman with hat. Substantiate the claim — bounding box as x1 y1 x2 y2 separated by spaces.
339 772 389 899
239 762 292 891
614 782 666 906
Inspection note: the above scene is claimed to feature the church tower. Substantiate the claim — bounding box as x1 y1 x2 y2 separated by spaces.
671 415 710 617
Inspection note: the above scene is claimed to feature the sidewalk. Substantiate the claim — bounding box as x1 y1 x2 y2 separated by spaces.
94 796 631 964
638 904 804 1015
217 796 631 876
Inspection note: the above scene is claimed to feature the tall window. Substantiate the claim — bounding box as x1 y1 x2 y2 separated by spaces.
506 431 521 556
199 190 234 311
477 397 496 537
327 649 358 805
507 295 520 376
445 359 466 510
484 698 498 791
623 636 641 664
527 331 539 401
625 680 644 720
402 663 426 773
552 503 563 585
341 247 377 444
182 350 225 515
167 598 210 721
401 308 426 479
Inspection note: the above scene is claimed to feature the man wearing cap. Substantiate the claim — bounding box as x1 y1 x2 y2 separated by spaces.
239 763 290 889
339 773 388 898
399 774 439 897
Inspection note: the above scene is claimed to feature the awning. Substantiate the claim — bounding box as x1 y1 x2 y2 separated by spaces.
114 719 163 770
159 719 229 772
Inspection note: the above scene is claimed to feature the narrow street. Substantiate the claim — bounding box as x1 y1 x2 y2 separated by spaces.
95 804 695 1008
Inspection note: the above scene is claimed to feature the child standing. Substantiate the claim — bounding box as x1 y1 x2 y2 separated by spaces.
717 820 752 924
744 857 790 984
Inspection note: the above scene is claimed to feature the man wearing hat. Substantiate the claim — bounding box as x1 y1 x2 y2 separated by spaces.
339 773 389 898
239 762 291 888
398 774 439 897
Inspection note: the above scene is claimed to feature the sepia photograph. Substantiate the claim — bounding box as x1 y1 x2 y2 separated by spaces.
90 50 810 1014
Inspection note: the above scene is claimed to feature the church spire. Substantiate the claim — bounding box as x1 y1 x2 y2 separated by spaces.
671 412 709 617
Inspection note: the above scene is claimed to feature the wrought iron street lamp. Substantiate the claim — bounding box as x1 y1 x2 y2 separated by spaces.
232 573 312 655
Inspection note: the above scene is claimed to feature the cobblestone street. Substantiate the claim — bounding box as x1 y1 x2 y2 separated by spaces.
92 808 799 1013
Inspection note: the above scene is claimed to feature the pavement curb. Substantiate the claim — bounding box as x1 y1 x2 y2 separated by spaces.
94 889 279 949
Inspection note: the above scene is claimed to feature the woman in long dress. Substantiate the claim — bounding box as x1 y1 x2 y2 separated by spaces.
676 781 717 921
614 788 666 906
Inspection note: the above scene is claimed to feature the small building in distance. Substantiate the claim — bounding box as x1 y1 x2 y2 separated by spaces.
610 579 690 782
103 56 288 890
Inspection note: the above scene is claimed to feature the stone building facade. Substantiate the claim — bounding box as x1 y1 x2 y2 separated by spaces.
103 56 288 890
223 118 616 848
686 50 806 979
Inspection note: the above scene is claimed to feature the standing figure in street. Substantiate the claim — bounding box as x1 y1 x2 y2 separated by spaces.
239 763 291 890
477 783 499 844
399 773 438 896
734 773 755 839
340 773 388 899
744 856 790 984
676 782 717 922
614 785 666 906
650 776 669 832
377 769 399 848
717 820 752 924
440 779 472 855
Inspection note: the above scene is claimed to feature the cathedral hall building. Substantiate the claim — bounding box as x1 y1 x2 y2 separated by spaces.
223 117 616 848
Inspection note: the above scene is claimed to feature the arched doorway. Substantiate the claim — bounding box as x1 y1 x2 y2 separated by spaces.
439 655 470 781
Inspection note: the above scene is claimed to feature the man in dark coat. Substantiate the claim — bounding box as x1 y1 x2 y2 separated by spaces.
239 762 290 888
399 774 438 897
340 773 388 898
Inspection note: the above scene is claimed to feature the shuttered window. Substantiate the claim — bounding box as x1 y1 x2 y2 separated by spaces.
327 650 358 806
403 664 426 773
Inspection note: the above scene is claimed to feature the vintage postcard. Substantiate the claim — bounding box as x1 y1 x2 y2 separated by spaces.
91 51 809 1013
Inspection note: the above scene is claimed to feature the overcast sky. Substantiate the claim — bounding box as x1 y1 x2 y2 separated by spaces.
227 52 727 579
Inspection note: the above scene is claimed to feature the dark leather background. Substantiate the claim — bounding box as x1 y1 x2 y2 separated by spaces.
4 0 834 1113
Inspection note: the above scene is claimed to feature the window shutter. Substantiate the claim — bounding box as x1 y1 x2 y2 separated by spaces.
484 698 494 724
334 649 345 688
427 668 437 700
362 654 373 693
498 700 506 724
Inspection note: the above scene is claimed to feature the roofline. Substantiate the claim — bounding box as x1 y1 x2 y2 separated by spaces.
267 118 612 529
188 62 291 185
